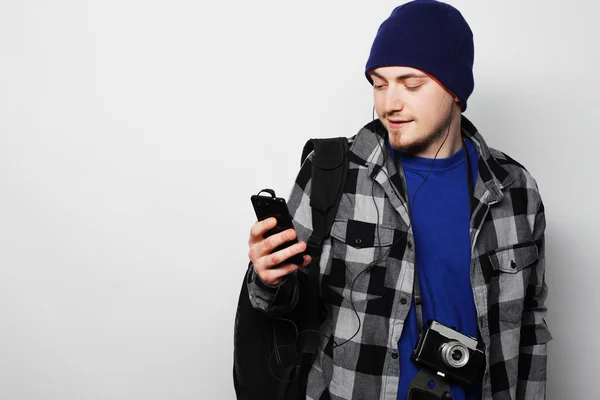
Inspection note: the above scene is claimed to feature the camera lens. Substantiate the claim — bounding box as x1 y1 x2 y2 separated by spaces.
440 341 469 369
452 349 463 361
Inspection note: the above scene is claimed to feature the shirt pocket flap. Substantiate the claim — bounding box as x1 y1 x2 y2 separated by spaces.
330 219 394 248
488 241 539 273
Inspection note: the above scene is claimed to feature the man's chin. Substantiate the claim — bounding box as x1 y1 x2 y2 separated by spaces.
387 128 416 149
389 134 430 155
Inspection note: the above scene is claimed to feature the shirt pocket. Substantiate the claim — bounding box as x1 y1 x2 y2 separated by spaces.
486 241 538 322
325 219 394 304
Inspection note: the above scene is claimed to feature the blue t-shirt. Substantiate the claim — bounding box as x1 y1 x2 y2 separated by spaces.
390 138 482 400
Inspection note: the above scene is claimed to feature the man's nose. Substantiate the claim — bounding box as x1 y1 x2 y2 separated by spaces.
385 86 405 114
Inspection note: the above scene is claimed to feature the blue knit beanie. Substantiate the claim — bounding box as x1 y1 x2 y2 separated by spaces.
365 0 474 111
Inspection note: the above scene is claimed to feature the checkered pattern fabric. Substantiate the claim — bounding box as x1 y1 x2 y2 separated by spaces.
247 115 551 400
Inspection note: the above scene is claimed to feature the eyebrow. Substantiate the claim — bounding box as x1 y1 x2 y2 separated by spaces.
370 71 429 81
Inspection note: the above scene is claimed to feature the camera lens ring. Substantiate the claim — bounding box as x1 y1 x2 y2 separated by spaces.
440 341 470 369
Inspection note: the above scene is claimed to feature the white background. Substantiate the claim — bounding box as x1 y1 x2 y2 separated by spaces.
0 0 598 399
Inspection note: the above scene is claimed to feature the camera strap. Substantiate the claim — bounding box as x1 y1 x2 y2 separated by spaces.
411 136 474 334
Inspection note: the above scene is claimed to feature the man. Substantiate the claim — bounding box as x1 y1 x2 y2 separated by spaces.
246 1 551 399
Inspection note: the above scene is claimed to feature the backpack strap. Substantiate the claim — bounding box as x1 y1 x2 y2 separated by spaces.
300 137 349 354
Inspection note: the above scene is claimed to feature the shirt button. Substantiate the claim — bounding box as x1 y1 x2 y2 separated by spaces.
391 351 398 359
355 238 362 245
400 297 408 305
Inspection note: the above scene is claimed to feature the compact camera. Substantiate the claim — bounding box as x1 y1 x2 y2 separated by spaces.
411 320 485 386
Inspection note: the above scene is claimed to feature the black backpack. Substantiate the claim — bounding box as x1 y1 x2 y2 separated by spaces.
233 137 349 400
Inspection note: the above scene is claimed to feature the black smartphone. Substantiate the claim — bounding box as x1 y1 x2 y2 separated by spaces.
251 192 305 266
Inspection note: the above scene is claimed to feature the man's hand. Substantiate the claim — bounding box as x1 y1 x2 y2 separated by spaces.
248 217 312 286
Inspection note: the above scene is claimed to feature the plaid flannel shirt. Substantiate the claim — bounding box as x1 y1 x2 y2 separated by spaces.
248 115 552 400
